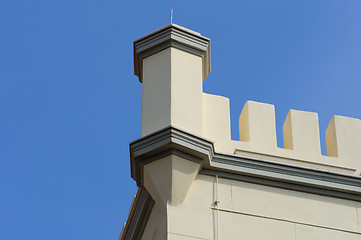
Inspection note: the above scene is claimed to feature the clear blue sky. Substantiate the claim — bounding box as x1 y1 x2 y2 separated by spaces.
1 0 361 239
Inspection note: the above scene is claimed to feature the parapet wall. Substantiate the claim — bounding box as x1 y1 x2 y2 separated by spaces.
133 23 361 176
203 93 361 175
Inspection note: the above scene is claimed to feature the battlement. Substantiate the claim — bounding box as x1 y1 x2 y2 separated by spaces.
203 94 361 175
133 23 361 176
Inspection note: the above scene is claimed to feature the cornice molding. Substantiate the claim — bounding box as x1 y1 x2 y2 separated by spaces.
130 126 214 187
133 24 211 82
130 126 361 202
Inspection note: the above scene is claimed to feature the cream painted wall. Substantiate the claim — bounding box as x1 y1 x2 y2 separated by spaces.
142 47 203 137
202 93 232 153
141 204 167 240
170 48 203 137
143 154 200 212
142 48 171 137
143 174 361 240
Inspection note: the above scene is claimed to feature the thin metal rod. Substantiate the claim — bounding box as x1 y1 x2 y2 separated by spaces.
171 9 173 24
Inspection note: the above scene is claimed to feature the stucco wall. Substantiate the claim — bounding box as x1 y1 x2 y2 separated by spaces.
144 174 361 240
141 204 167 240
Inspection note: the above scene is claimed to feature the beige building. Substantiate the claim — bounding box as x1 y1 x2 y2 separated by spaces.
120 24 361 240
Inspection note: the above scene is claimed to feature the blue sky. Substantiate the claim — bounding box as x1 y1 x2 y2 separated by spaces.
1 0 361 239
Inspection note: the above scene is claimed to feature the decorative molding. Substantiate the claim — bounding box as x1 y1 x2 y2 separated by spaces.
133 24 211 82
120 188 154 240
130 126 213 187
203 154 361 201
130 126 361 201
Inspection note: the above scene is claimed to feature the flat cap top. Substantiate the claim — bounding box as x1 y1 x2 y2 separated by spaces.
134 23 208 43
133 24 211 82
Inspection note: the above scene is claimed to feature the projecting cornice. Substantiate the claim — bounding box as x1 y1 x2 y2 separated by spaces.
130 126 361 202
133 24 211 82
130 126 214 187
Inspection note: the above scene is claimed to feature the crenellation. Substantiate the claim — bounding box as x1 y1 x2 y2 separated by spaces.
135 22 361 180
326 115 361 169
202 96 361 174
239 101 277 151
202 93 232 153
283 109 321 158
